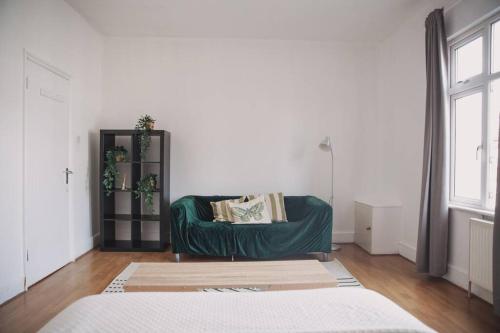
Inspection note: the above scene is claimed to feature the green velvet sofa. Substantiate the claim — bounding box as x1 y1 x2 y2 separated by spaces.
170 195 332 260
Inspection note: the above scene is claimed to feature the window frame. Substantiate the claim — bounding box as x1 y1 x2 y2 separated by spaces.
448 13 500 211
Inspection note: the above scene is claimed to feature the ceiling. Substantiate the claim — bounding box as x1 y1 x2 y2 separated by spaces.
65 0 434 42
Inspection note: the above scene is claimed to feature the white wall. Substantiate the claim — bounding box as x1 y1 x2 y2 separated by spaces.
2 0 495 307
0 0 102 304
446 0 500 37
373 0 498 302
102 37 377 243
368 2 439 262
443 1 499 304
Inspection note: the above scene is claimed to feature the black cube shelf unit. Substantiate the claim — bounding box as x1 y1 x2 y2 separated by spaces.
100 129 170 251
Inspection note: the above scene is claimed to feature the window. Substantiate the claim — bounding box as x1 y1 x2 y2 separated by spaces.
492 21 500 73
452 91 482 200
455 36 483 83
450 15 500 211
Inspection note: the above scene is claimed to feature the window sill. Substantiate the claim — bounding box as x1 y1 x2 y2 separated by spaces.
448 203 494 217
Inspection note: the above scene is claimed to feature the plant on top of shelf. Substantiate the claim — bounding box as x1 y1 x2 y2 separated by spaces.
134 173 158 212
103 146 128 196
135 114 155 160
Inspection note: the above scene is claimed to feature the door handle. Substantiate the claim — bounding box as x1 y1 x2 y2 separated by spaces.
64 168 73 184
366 226 372 231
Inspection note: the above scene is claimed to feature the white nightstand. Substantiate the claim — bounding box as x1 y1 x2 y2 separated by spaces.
354 199 401 255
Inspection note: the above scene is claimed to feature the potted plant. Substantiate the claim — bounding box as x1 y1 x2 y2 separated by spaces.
103 146 128 196
114 146 127 162
134 173 158 212
135 114 155 160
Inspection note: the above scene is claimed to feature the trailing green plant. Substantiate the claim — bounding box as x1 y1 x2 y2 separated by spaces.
135 114 155 160
103 146 128 196
134 173 158 212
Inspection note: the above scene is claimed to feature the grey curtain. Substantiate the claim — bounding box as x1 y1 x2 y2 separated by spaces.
416 8 449 277
494 117 500 315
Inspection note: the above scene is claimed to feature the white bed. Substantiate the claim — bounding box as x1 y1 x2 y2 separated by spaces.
40 288 435 333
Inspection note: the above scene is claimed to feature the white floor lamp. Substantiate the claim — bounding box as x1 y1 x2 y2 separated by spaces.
319 136 339 251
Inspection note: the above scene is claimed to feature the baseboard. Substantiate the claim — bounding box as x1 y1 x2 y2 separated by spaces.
444 264 493 304
72 233 100 261
0 277 25 306
2 233 100 306
398 241 416 262
92 233 100 247
444 263 468 289
333 231 354 243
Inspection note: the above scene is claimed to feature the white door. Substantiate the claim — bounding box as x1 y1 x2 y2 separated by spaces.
24 57 71 287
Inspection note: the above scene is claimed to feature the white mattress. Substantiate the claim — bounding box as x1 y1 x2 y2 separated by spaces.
40 288 435 333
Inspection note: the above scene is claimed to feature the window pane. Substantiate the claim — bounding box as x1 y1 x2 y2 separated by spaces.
487 79 500 209
455 36 483 83
492 21 500 73
454 92 483 200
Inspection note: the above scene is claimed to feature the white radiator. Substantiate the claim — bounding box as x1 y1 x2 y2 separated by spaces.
468 218 494 295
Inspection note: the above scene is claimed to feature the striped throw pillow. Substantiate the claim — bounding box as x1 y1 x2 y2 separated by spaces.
210 197 246 222
246 192 287 222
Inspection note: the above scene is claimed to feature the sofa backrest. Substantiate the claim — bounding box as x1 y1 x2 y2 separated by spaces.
185 195 320 222
192 196 242 221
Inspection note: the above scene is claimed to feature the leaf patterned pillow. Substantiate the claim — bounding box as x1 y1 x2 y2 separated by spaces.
228 196 272 224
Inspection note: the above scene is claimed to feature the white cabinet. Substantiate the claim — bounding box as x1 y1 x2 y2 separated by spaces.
354 200 401 255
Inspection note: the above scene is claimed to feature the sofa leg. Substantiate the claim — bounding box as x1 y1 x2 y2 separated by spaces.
175 253 180 263
322 252 329 262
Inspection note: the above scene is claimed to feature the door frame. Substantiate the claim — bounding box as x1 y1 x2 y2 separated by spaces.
22 50 73 290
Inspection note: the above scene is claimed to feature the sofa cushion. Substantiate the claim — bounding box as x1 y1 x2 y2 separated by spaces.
228 196 272 224
247 192 287 222
210 197 245 222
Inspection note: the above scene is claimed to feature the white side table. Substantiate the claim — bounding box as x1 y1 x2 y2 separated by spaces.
354 199 401 254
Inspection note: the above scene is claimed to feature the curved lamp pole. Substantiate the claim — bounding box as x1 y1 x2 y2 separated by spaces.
319 136 334 205
319 136 339 251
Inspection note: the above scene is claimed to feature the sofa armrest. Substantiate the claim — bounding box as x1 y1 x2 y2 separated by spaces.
285 196 332 222
171 196 212 253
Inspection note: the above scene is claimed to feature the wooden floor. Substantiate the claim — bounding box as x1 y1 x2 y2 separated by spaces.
0 244 499 333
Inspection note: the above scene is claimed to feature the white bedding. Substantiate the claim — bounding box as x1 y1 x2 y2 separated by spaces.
40 288 435 333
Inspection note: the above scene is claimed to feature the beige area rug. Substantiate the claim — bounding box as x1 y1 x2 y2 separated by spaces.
103 259 363 293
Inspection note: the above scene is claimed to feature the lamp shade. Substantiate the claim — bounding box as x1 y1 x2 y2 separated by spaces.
319 136 332 151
